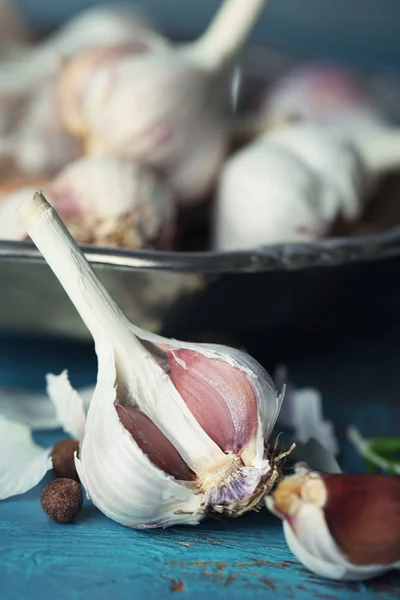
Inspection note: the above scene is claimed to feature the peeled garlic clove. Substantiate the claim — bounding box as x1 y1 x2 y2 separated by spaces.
17 192 284 528
267 469 400 580
0 156 175 249
60 0 267 204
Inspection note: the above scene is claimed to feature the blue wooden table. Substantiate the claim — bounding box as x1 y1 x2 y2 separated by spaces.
1 332 400 600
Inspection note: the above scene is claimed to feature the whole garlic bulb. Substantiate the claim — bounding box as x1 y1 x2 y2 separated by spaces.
267 468 400 581
0 5 168 95
214 123 364 250
12 192 286 528
0 156 175 249
263 63 400 177
59 0 267 204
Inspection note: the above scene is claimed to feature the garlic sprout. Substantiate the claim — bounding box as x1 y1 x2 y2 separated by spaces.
59 0 267 204
13 191 286 528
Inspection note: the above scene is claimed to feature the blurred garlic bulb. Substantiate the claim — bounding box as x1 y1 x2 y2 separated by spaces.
263 63 400 177
60 0 267 204
0 80 80 178
13 192 286 528
0 5 168 95
0 156 175 249
267 468 400 581
214 123 365 250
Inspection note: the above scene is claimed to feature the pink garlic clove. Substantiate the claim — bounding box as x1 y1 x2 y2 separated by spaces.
268 469 400 580
167 348 259 454
116 404 195 482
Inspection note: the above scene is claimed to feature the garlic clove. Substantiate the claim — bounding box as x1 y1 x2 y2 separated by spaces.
267 469 400 580
166 348 258 455
0 415 52 500
17 192 284 527
59 0 267 204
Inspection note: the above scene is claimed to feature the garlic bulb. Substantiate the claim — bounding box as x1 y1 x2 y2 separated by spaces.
0 156 175 249
267 468 400 581
263 63 400 177
59 0 267 204
214 123 364 250
0 79 80 178
13 192 286 528
0 5 167 95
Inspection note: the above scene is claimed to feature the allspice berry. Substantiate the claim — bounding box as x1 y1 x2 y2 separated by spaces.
52 439 80 480
41 478 83 523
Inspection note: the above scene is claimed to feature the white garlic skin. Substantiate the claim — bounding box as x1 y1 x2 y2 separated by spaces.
214 129 359 251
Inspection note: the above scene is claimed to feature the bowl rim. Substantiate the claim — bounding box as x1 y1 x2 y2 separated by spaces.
2 225 400 274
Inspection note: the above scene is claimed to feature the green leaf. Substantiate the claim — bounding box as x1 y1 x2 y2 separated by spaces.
369 437 400 456
364 459 379 474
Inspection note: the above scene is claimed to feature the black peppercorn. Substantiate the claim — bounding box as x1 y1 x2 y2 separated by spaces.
52 439 80 481
41 478 83 523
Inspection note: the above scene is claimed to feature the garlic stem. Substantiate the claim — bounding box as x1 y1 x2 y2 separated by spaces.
191 0 266 71
18 192 226 474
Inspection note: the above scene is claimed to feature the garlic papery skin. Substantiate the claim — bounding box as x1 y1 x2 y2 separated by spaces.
267 469 400 581
213 128 362 250
17 192 284 528
60 0 267 204
263 63 400 178
0 156 175 248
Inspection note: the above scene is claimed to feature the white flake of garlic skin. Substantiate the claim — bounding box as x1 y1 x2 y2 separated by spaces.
0 155 175 248
267 468 400 581
0 372 87 499
59 0 267 204
16 192 284 528
214 125 363 251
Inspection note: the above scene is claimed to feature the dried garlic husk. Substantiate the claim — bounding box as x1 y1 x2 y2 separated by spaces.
0 156 175 249
14 192 285 528
214 123 364 250
263 63 400 177
59 0 267 204
267 467 400 581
